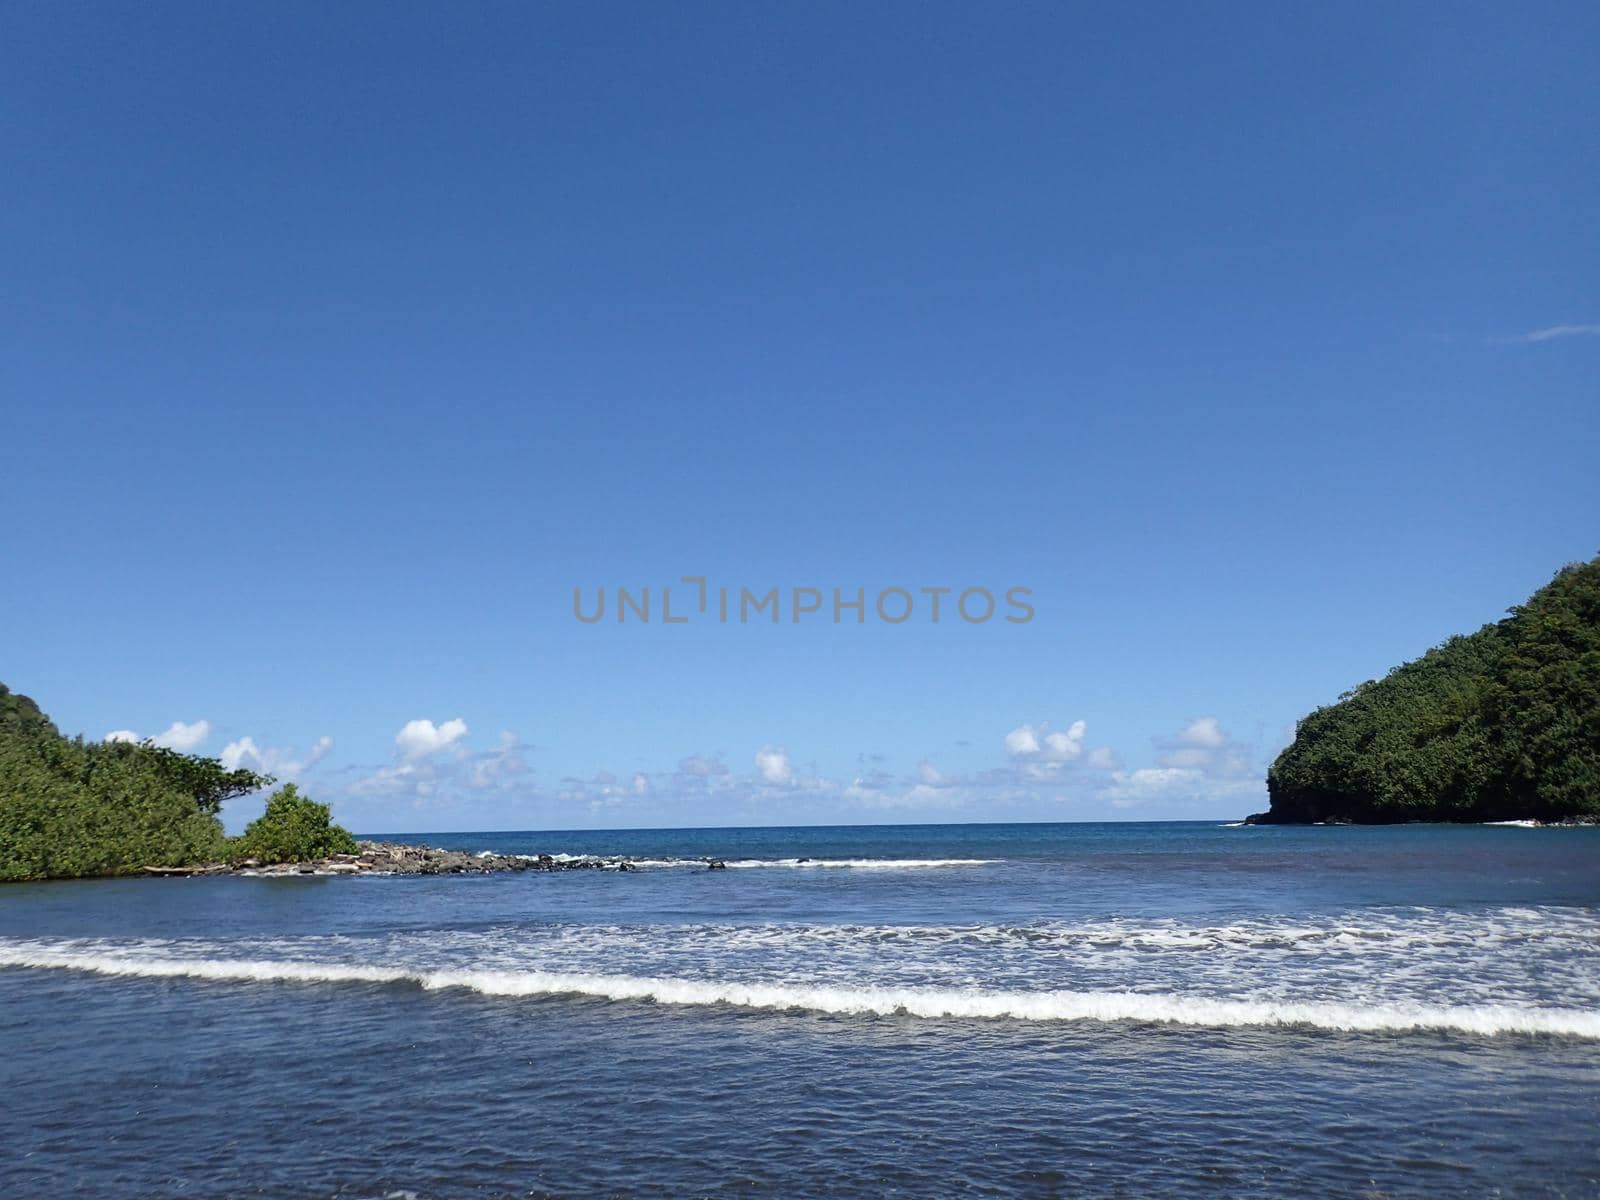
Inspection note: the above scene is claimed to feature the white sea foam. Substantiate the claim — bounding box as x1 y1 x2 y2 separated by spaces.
500 855 1002 870
720 858 1000 870
2 945 1596 1039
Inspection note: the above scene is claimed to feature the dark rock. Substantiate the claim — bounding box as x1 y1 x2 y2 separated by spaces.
155 840 649 879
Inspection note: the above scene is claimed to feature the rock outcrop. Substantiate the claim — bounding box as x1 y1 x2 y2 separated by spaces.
144 841 642 877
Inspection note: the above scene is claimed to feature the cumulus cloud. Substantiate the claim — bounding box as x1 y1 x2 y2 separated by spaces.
395 718 469 761
1171 717 1226 748
1005 720 1087 763
155 719 212 751
103 719 213 751
755 745 794 786
1004 724 1040 756
221 734 333 779
1082 716 1265 812
1154 717 1251 776
328 712 1263 825
349 725 542 812
1001 719 1107 782
1044 723 1086 759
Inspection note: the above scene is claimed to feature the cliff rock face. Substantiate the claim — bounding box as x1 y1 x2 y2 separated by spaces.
1254 556 1600 825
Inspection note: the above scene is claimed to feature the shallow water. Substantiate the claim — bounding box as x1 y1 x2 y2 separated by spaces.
3 821 1597 1197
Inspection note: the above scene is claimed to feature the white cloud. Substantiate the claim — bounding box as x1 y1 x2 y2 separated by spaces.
155 719 211 751
1104 766 1263 811
394 718 469 761
1085 746 1120 770
1171 717 1226 748
1154 717 1251 776
350 725 542 812
678 754 729 778
1492 323 1600 345
466 731 531 790
1004 724 1040 756
1006 719 1089 767
1107 766 1198 807
755 745 793 786
221 734 333 779
1044 721 1087 760
555 770 648 812
324 712 1263 825
350 762 422 799
848 780 971 811
103 719 212 750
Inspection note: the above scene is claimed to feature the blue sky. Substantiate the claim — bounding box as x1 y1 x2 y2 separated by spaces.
3 3 1596 831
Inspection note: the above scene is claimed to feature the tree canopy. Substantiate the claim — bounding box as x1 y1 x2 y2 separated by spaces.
233 784 359 864
0 684 356 880
1259 555 1600 824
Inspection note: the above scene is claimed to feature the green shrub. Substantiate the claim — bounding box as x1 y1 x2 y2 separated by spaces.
230 784 358 864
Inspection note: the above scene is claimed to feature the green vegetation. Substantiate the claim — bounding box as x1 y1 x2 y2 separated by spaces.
1258 556 1600 824
0 683 358 880
232 783 358 864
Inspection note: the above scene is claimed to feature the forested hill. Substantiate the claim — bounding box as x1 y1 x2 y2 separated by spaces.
1254 555 1600 825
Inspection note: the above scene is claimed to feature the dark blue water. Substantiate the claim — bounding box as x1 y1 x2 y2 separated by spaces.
3 821 1598 1197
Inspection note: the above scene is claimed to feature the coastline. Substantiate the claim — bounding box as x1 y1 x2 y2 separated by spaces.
138 840 687 878
1241 813 1599 828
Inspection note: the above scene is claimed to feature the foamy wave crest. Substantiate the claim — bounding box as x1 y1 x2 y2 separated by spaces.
517 855 1002 870
3 946 1595 1039
723 858 1000 870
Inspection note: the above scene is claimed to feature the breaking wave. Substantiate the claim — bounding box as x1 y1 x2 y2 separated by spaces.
505 854 1001 870
715 857 999 870
2 944 1596 1039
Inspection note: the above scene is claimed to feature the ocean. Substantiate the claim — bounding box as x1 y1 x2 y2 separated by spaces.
2 821 1597 1198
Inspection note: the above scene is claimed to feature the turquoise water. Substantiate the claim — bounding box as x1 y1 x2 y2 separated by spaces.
2 821 1598 1196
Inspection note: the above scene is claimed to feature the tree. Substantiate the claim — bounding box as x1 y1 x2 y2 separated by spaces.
1 683 275 880
0 684 58 740
230 784 358 864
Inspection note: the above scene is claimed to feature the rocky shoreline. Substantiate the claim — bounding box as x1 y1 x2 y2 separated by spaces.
1240 813 1599 827
142 841 730 878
